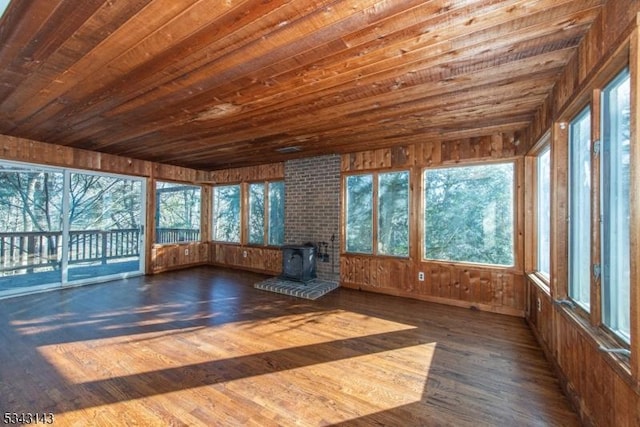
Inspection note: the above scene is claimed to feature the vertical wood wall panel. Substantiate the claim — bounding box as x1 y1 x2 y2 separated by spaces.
522 5 640 425
341 132 524 317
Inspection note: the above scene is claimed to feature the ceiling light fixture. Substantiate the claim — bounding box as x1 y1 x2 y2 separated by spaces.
275 146 302 154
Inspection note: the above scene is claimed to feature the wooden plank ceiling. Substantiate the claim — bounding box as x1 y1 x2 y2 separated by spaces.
0 0 603 170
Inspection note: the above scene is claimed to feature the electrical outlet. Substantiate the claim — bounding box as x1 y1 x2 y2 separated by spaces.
184 248 189 256
243 250 248 258
537 297 542 312
418 272 425 281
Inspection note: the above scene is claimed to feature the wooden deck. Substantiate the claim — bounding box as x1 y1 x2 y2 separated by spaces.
0 267 579 426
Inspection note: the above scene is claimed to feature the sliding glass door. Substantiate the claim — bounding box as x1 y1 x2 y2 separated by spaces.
66 171 145 283
0 161 145 298
0 163 64 295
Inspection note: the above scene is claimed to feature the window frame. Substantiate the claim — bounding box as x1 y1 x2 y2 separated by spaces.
421 159 517 268
600 67 632 343
212 180 285 247
554 61 634 356
154 180 202 245
212 183 242 244
525 133 553 285
567 105 593 313
536 145 552 279
245 180 285 248
343 169 410 258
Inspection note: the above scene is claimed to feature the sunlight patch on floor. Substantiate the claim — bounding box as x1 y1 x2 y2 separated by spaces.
36 309 416 384
205 342 437 425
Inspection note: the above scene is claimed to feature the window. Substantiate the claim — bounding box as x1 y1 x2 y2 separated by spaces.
537 146 551 277
268 181 285 246
601 68 631 342
377 171 409 257
247 181 285 246
213 181 284 246
344 171 409 256
212 185 241 243
568 107 592 311
424 162 514 266
155 182 201 244
345 174 373 254
248 183 265 245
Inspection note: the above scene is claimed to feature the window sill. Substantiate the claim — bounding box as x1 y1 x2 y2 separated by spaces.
153 241 201 247
525 272 551 296
342 252 411 261
555 302 638 393
422 259 520 273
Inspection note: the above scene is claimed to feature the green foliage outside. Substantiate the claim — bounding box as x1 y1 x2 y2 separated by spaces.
155 181 201 243
424 163 514 266
268 182 285 246
0 165 142 233
345 174 373 253
377 171 409 256
213 185 241 243
248 183 265 244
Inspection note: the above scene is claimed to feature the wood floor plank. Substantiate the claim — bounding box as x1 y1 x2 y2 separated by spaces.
0 267 579 426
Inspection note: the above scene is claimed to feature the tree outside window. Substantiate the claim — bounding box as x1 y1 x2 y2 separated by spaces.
345 171 409 257
213 185 241 243
601 68 631 342
155 181 201 244
424 162 515 266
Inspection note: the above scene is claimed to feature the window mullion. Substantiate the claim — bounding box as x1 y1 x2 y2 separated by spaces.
372 173 379 256
263 182 269 246
591 89 603 327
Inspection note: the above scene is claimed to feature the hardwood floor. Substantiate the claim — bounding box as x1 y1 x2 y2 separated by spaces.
0 267 579 426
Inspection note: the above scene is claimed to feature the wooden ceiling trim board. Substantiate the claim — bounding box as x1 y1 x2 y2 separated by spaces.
0 0 198 127
174 126 527 170
108 1 596 141
96 0 428 122
72 18 583 152
0 0 608 170
15 0 596 153
16 0 352 141
85 48 558 162
0 0 63 100
121 93 544 165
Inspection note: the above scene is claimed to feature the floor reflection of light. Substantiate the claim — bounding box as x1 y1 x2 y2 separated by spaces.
195 342 437 425
36 309 418 385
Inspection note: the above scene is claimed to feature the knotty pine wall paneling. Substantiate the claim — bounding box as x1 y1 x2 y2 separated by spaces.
341 134 525 317
523 3 640 425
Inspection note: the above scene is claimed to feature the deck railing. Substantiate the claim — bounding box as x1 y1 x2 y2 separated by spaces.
155 228 200 244
0 231 62 273
0 228 200 274
0 228 200 275
0 229 140 274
